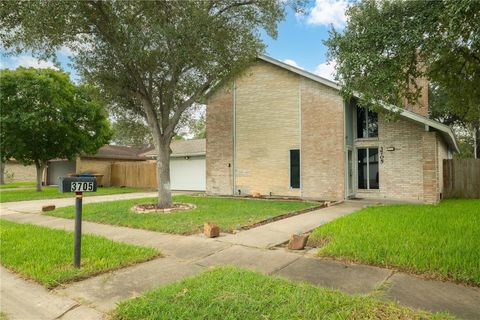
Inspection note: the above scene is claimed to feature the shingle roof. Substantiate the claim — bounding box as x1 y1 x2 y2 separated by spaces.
82 145 146 160
140 139 206 158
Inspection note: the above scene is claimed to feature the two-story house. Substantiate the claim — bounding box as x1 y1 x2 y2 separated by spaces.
205 56 458 203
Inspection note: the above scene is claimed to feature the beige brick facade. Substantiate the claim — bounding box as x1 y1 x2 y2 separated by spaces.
4 161 36 182
206 58 453 203
301 78 344 200
206 86 234 195
234 62 300 197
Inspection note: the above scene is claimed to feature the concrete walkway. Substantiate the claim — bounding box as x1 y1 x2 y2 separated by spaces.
1 205 479 319
219 201 365 248
0 191 159 213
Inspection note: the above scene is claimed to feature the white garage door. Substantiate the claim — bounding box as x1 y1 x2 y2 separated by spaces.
170 156 205 191
47 160 76 185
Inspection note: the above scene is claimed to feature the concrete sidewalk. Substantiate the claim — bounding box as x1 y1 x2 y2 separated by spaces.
219 201 365 248
1 267 102 320
0 191 159 213
1 207 480 319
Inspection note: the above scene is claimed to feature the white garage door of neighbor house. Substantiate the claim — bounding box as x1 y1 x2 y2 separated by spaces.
170 156 205 191
47 161 76 185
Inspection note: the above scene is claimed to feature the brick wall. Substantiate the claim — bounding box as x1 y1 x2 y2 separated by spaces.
4 161 36 182
234 62 300 197
355 116 426 202
301 77 344 200
422 132 439 204
206 86 234 195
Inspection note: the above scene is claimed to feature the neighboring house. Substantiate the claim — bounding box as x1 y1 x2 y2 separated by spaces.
46 145 146 186
205 56 458 204
140 139 206 191
4 159 37 182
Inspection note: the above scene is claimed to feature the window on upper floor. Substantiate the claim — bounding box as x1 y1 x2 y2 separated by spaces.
356 106 378 138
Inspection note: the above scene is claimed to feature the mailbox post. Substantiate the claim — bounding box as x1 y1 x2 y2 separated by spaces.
58 177 97 268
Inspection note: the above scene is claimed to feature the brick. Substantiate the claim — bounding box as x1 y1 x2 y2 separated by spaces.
42 205 56 212
287 234 309 250
204 223 220 238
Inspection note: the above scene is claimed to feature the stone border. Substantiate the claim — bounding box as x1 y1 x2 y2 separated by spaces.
131 203 196 214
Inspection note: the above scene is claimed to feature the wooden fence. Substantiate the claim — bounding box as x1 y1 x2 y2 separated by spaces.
111 161 157 188
443 159 480 198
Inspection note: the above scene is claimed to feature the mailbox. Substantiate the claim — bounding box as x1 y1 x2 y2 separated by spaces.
58 177 97 193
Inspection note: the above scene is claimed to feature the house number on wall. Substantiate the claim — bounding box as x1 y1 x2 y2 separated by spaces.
380 147 384 164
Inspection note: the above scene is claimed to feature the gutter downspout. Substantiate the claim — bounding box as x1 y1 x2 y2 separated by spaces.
232 80 236 195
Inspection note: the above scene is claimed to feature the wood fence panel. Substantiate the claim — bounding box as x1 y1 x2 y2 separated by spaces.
110 162 157 189
443 159 480 198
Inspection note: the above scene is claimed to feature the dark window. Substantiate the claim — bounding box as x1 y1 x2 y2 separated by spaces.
357 149 368 189
357 148 379 190
356 106 378 138
290 149 300 189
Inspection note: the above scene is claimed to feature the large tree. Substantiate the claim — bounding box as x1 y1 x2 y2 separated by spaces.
325 0 480 157
0 68 111 191
0 0 294 207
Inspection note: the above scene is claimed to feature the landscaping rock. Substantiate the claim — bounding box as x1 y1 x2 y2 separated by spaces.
287 234 309 250
42 205 56 212
204 223 220 238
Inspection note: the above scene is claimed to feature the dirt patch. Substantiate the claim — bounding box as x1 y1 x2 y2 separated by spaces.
131 203 196 214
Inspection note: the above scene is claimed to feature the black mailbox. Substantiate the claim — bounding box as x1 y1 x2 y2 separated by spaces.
58 177 97 193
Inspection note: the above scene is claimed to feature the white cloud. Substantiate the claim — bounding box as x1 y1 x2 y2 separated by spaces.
307 0 348 28
1 55 58 70
282 59 303 69
314 60 337 81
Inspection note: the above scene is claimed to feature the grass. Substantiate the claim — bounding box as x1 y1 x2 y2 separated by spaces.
47 195 319 234
0 219 159 288
0 186 145 203
309 199 480 286
112 267 452 320
0 181 36 189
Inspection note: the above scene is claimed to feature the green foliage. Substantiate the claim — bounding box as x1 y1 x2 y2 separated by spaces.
326 0 480 124
0 186 142 203
0 67 111 167
48 195 319 234
111 116 153 148
0 0 294 204
0 219 159 288
309 199 480 286
113 267 450 320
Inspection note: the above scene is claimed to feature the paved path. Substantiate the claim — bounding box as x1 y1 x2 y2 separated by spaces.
0 191 159 213
219 201 365 248
1 205 479 319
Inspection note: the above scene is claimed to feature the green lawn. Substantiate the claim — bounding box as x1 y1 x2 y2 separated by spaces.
0 186 145 202
47 195 319 234
113 267 451 320
0 181 36 189
0 219 159 288
309 199 480 286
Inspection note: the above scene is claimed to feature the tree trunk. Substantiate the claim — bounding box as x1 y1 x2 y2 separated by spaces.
34 161 46 192
0 161 5 185
156 140 173 208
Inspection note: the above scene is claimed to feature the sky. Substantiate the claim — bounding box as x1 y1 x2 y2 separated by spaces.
0 0 348 82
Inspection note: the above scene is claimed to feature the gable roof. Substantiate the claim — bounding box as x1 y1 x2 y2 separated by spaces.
140 139 206 158
258 55 459 152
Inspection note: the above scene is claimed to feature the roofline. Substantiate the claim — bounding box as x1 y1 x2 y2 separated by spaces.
259 55 458 152
258 55 341 91
380 103 459 152
143 152 206 158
